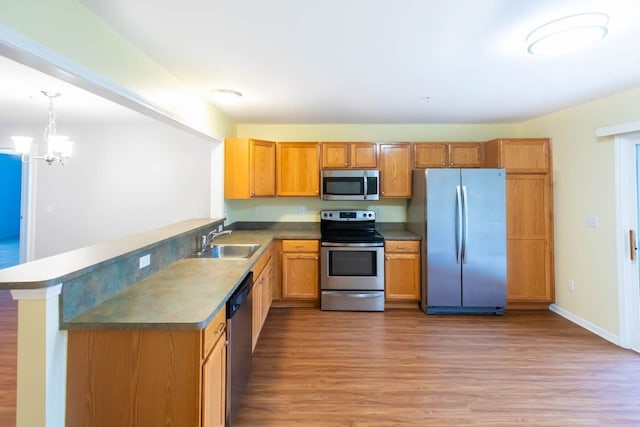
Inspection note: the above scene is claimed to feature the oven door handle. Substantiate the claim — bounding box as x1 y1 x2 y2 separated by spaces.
321 242 384 247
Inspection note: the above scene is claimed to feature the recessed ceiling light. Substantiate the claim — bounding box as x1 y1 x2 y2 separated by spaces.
526 12 609 55
209 89 243 104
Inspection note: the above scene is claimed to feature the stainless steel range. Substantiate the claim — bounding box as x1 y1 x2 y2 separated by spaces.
320 210 385 311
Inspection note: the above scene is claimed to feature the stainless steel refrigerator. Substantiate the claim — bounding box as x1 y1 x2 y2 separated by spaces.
407 168 506 314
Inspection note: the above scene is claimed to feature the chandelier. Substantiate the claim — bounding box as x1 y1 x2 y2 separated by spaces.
11 91 73 165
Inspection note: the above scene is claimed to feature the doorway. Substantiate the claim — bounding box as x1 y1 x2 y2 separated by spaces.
614 133 640 352
0 152 21 269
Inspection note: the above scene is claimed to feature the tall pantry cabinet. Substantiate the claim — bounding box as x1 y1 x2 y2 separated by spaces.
485 138 555 307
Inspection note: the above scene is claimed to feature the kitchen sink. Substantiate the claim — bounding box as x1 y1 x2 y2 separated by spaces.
190 244 260 259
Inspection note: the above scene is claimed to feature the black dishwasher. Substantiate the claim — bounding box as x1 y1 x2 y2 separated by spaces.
226 272 253 427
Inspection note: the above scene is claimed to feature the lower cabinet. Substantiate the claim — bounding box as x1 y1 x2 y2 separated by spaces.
281 239 319 300
202 323 227 427
66 307 227 427
384 240 421 302
252 244 273 352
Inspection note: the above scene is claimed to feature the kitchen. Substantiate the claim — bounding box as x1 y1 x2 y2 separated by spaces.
1 1 640 426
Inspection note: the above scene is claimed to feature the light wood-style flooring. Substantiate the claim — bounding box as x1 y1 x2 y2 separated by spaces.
236 308 640 427
0 290 16 427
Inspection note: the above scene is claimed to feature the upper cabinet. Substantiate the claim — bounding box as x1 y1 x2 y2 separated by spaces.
379 143 412 197
276 142 321 197
321 142 378 168
225 138 276 199
484 138 550 172
413 142 484 168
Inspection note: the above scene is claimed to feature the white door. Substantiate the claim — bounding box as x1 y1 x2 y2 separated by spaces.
614 134 640 352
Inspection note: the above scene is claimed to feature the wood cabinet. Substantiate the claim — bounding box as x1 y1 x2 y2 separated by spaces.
413 142 483 168
321 142 378 168
485 138 554 307
202 316 227 427
225 138 276 199
485 138 550 172
384 240 421 301
276 142 320 197
281 240 319 300
379 143 412 197
66 307 227 427
252 243 273 352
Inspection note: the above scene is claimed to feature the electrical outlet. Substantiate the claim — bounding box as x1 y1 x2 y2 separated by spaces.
568 280 575 291
587 215 600 228
139 254 151 269
298 206 305 216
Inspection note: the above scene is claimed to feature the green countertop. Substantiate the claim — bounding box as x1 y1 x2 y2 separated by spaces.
62 226 419 331
63 230 320 330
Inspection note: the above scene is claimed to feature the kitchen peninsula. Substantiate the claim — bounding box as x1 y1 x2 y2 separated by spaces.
0 216 418 426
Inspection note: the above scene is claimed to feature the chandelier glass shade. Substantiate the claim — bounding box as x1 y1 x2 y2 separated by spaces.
11 91 73 165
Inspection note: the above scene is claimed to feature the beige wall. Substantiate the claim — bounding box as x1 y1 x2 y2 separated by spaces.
225 198 407 224
519 87 640 335
236 123 519 141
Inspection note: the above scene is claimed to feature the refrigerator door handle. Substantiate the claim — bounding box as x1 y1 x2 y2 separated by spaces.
462 185 469 264
456 185 463 264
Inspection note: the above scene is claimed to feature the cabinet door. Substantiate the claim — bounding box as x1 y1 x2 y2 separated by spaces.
282 253 319 299
251 140 276 196
277 142 320 196
448 143 483 167
385 253 420 300
502 139 550 172
485 138 550 172
380 143 412 197
413 143 448 168
505 174 553 302
351 143 378 168
321 143 349 168
202 333 226 427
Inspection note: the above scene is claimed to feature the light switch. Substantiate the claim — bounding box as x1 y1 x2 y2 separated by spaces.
587 215 600 228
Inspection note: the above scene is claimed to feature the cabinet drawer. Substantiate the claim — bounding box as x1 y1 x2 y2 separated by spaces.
282 240 319 252
385 240 420 253
202 306 226 359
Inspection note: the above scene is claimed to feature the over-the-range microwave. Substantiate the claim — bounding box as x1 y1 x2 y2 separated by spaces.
321 169 380 201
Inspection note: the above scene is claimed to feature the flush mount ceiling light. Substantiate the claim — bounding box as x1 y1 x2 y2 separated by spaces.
209 89 243 104
526 12 609 55
11 91 73 165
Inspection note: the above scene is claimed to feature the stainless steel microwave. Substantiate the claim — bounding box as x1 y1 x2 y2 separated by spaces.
321 169 380 201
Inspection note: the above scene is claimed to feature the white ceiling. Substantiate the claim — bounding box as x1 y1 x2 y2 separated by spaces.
76 0 640 124
0 55 144 126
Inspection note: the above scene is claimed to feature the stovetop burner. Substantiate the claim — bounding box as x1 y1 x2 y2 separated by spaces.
320 209 384 244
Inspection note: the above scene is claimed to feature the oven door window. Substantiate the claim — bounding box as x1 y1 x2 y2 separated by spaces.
329 250 377 276
323 177 364 196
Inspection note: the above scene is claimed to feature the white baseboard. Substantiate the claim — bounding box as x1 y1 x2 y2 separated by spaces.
549 304 620 346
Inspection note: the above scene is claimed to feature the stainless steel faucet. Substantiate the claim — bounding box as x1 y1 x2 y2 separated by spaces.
202 229 232 251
